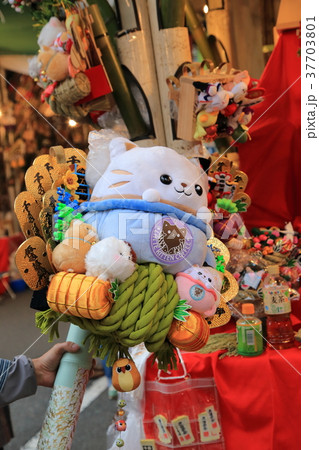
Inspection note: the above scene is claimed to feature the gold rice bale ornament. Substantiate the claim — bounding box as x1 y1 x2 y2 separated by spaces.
47 272 114 320
168 311 210 352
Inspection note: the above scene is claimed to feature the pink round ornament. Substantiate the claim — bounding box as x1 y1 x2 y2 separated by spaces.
175 266 222 317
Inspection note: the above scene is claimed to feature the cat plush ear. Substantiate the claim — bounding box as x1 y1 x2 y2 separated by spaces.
109 137 138 160
85 131 137 189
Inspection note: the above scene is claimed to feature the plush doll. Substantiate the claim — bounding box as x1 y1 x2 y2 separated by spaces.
175 265 223 317
223 70 250 93
194 110 218 141
227 89 264 135
193 82 234 141
38 47 69 82
53 31 73 54
81 135 215 275
85 236 136 282
194 82 234 114
37 17 67 49
51 220 98 273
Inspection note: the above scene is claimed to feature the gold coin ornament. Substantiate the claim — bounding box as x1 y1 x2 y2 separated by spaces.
42 190 59 210
25 165 53 201
46 240 57 271
39 207 54 243
232 192 251 211
206 298 232 328
64 148 87 167
33 155 57 183
209 155 232 174
207 237 230 265
221 270 239 302
14 191 43 239
15 237 54 291
207 154 251 213
231 169 248 191
205 270 238 328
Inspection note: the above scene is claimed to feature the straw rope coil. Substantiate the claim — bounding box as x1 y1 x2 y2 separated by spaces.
36 263 181 370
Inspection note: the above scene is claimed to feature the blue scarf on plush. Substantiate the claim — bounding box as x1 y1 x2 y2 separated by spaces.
79 199 216 275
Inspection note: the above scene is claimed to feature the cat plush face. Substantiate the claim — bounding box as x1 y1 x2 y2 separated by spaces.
90 138 208 212
183 265 223 291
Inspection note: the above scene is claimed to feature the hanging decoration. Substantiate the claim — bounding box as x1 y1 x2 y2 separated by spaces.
14 134 238 449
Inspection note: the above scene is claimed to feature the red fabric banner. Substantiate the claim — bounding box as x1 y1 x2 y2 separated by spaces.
238 30 301 232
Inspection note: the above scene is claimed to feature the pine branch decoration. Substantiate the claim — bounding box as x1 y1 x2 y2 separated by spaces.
173 299 191 322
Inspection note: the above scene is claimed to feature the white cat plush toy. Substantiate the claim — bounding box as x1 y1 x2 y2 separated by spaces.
80 134 215 274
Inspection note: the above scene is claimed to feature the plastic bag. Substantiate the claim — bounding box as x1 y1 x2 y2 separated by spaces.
143 354 225 450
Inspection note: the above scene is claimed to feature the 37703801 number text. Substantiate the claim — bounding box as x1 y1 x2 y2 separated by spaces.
306 17 316 79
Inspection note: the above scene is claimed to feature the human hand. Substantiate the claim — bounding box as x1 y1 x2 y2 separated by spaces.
32 341 94 387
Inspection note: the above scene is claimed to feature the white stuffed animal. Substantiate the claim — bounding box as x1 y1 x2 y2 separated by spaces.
85 236 136 282
81 134 216 275
37 17 67 49
88 137 211 218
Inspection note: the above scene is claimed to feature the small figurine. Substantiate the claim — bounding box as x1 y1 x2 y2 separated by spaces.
85 236 136 282
51 220 98 273
115 420 127 432
175 265 223 317
112 358 141 392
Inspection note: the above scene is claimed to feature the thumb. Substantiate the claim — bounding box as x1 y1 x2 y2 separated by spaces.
53 341 80 358
65 341 81 353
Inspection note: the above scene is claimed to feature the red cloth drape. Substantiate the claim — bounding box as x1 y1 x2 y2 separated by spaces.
0 234 24 294
0 237 10 295
238 29 301 232
144 346 301 450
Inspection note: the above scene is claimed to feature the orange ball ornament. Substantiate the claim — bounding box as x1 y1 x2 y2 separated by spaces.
168 311 210 351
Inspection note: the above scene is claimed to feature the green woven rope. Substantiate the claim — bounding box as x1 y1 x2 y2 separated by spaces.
116 265 149 340
122 264 164 344
145 273 179 352
35 263 181 370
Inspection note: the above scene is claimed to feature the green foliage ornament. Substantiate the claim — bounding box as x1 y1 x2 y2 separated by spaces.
173 299 191 322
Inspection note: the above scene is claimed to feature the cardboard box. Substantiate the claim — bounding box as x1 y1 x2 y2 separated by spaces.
276 0 301 31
